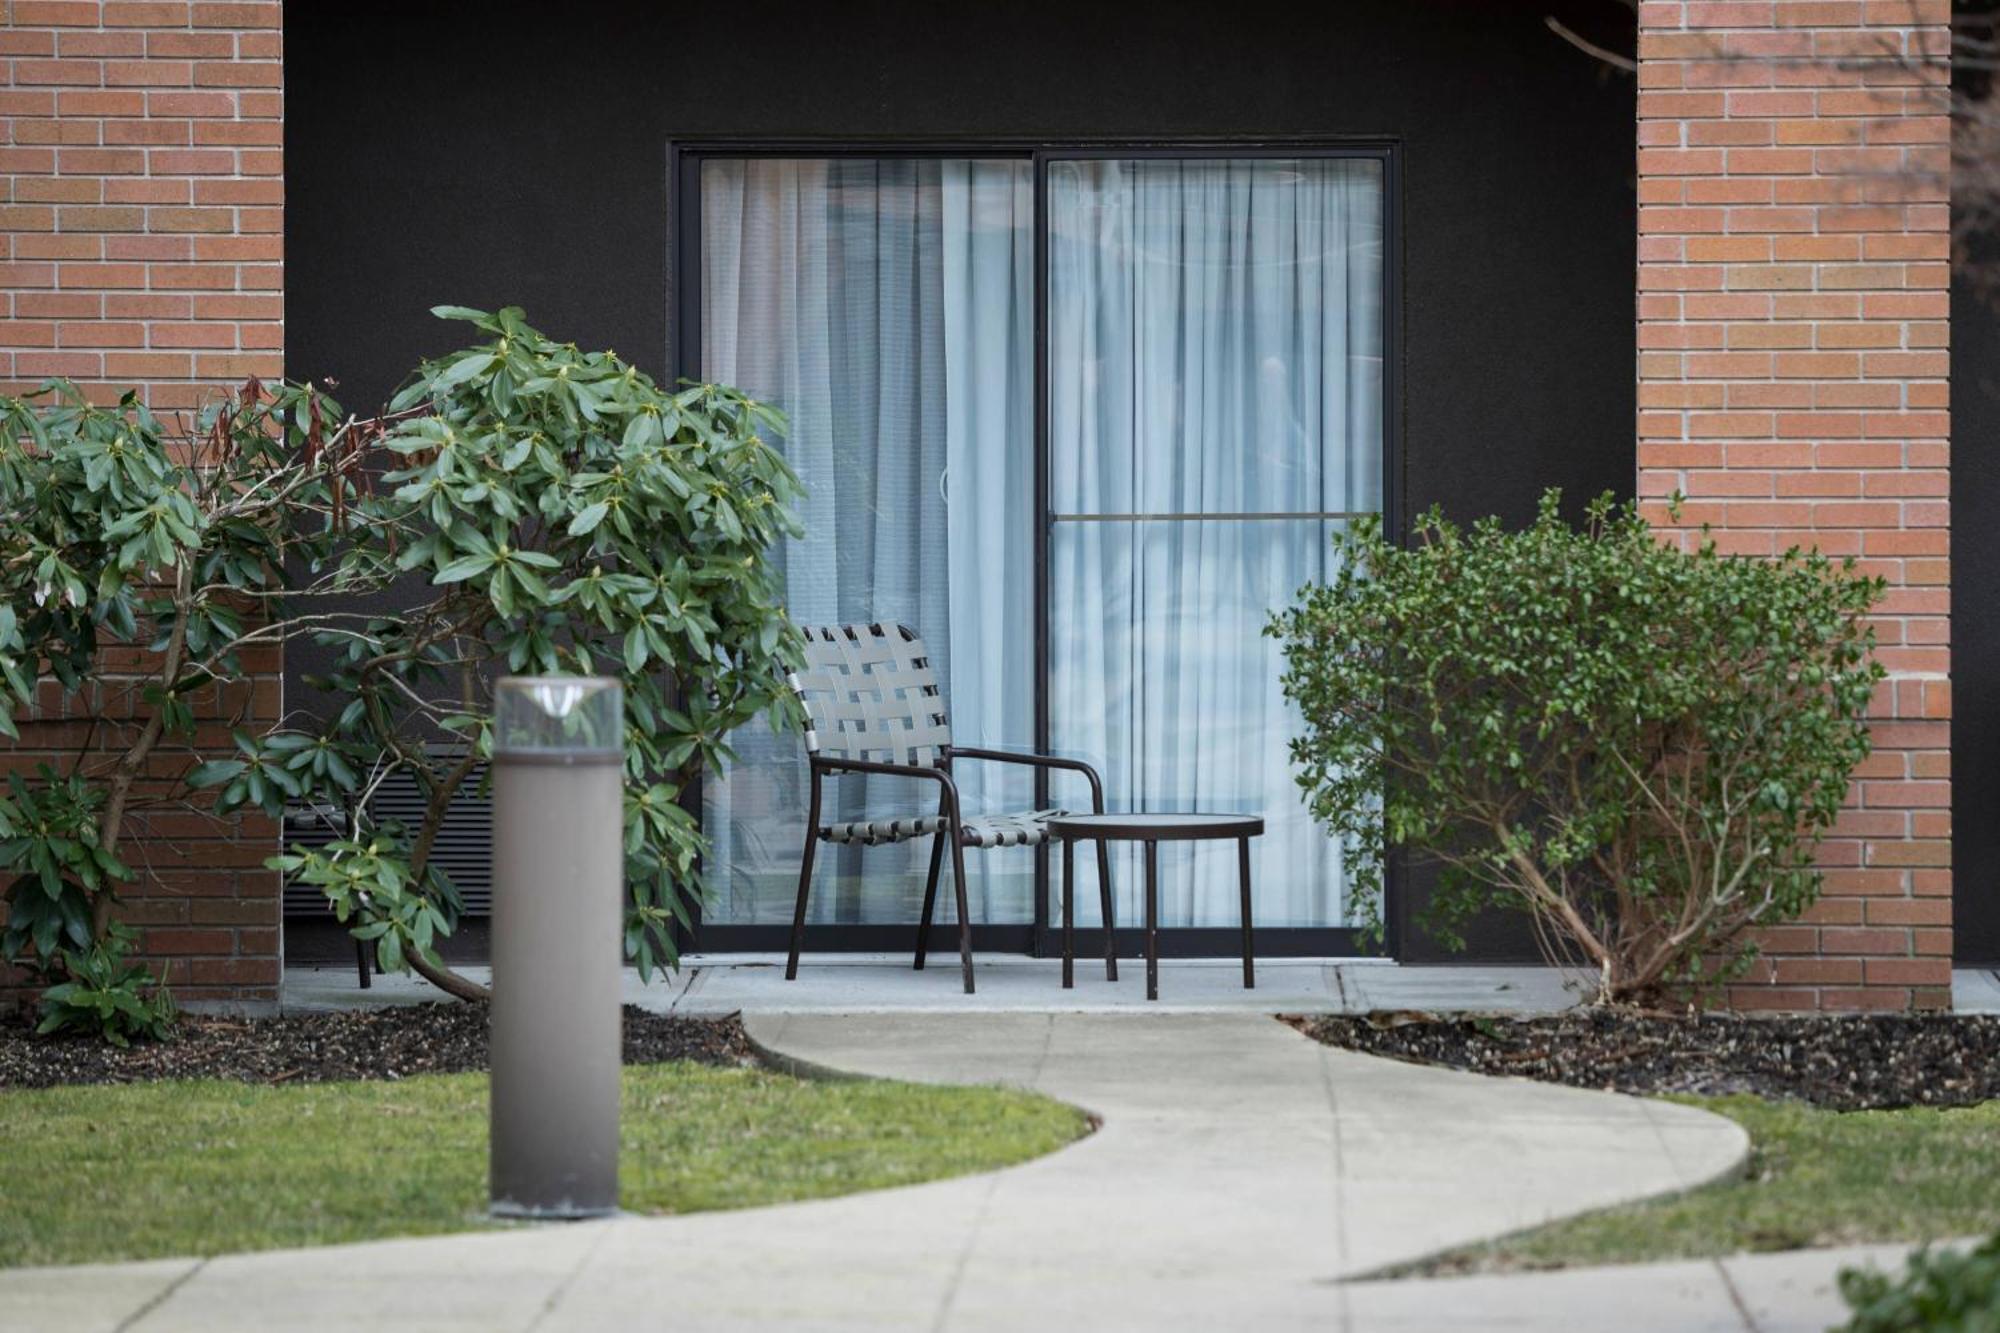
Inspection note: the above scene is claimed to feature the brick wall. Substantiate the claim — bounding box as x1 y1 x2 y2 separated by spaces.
0 0 284 1008
1636 0 1952 1010
5 654 285 1008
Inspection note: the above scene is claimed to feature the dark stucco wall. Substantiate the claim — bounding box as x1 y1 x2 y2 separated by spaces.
1954 265 1998 962
286 0 1638 961
1948 2 1996 964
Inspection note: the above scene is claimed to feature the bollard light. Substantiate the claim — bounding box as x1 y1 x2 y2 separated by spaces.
488 675 624 1220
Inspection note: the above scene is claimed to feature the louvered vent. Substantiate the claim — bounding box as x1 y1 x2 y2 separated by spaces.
281 761 495 918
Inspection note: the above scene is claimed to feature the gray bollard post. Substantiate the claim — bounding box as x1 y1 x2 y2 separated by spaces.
489 675 624 1220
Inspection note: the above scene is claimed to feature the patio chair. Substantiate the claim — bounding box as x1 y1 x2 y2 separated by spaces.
786 622 1115 994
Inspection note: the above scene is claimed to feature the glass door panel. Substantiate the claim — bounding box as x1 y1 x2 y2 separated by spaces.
1046 157 1385 931
698 157 1036 928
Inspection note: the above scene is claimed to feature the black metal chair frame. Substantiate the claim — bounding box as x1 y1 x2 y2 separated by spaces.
785 624 1115 994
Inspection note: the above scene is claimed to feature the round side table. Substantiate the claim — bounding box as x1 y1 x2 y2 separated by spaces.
1043 812 1264 1001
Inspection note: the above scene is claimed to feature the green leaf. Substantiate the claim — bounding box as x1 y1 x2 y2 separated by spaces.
185 759 247 788
567 502 609 536
434 554 496 584
434 353 497 391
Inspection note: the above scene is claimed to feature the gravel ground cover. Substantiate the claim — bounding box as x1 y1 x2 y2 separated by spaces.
0 1001 754 1089
1289 1010 2000 1110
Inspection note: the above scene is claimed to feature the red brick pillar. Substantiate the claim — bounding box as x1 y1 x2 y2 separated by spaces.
0 0 285 1008
1636 0 1951 1010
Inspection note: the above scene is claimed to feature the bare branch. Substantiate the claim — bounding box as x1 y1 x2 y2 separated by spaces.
1545 15 1636 73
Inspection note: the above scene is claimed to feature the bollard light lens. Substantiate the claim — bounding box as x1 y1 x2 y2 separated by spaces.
494 675 624 758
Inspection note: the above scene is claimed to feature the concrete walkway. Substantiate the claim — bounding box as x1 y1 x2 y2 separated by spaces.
1342 1240 1948 1332
0 1011 1747 1331
0 1240 1931 1333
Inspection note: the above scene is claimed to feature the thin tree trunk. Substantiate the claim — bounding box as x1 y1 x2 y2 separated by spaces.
404 743 491 1002
409 948 490 1002
91 561 193 937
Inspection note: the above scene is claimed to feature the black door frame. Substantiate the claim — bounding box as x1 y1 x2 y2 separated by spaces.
669 138 1403 962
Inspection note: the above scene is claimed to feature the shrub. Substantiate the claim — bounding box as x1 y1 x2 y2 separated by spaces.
31 922 175 1046
0 375 361 1039
1270 490 1884 1006
3 306 803 1032
1837 1234 2000 1333
209 307 804 999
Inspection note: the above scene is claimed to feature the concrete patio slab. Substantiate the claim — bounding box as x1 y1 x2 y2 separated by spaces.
282 959 2000 1016
680 954 1591 1015
282 956 1586 1016
1 1011 1749 1331
1953 966 2000 1013
279 962 693 1013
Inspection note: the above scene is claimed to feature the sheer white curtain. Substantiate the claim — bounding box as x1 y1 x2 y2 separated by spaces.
697 153 1382 936
1048 158 1384 929
699 158 1033 927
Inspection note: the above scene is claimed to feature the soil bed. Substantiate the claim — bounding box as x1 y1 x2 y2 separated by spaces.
0 1002 755 1089
1289 1010 2000 1110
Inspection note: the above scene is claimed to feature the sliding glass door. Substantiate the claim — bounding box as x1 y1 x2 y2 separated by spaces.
1046 156 1384 932
695 158 1039 938
681 146 1388 952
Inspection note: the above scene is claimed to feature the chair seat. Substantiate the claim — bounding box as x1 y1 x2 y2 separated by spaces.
819 809 1066 849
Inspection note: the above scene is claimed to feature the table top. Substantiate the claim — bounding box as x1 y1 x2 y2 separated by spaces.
1044 812 1264 841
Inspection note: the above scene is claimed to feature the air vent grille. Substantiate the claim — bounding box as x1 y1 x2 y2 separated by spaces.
281 761 495 918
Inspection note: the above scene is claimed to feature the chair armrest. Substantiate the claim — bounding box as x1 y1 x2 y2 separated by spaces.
946 747 1106 813
812 755 963 817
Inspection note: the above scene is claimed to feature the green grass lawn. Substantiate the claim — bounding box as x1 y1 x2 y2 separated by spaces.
1414 1095 2000 1275
0 1063 1089 1269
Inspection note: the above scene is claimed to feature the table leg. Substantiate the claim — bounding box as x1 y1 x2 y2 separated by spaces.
1061 837 1074 990
1144 840 1159 1002
1097 841 1117 982
1238 835 1255 990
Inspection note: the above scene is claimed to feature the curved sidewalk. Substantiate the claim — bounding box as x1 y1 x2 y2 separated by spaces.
0 1013 1746 1332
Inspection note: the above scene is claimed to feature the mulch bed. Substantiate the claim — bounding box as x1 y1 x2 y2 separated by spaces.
1288 1010 2000 1111
0 1002 758 1090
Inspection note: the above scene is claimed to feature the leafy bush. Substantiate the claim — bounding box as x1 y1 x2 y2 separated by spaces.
3 305 803 1033
209 307 804 999
1271 491 1884 1006
1837 1234 2000 1333
0 376 358 1040
33 923 175 1046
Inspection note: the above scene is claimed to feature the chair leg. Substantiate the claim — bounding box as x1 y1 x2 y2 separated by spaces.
949 833 975 995
914 830 945 971
1095 842 1117 981
786 774 823 982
